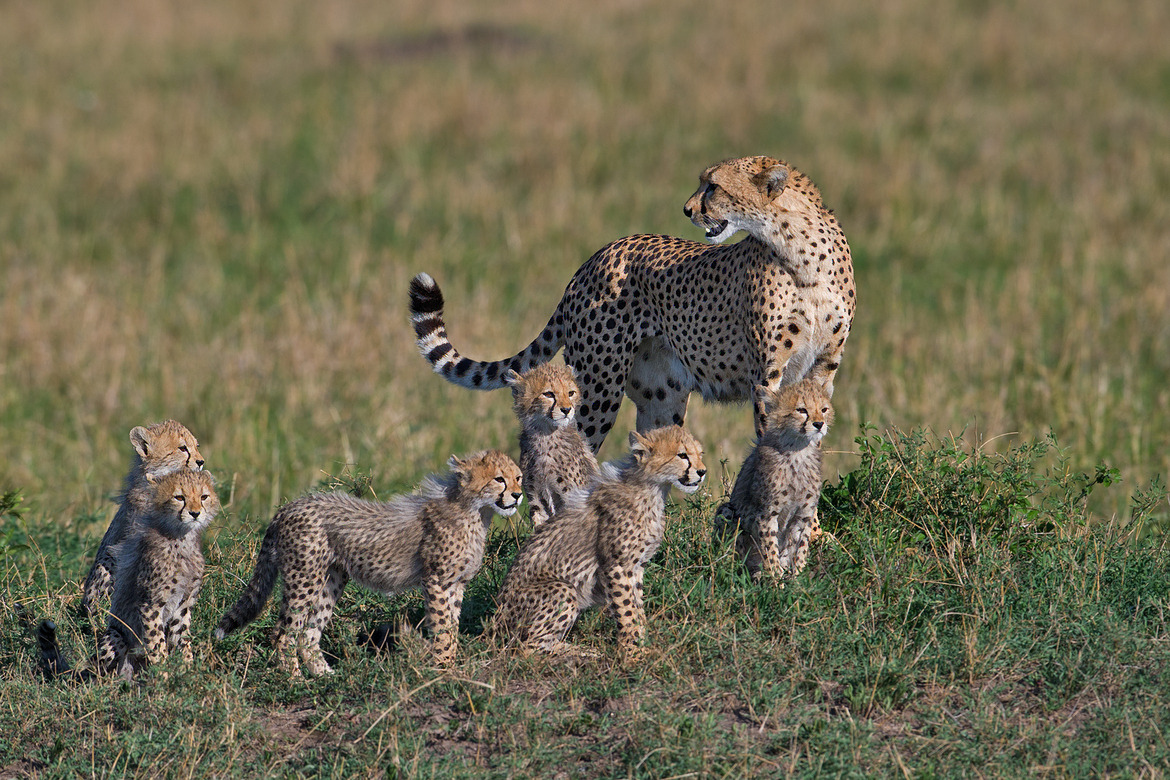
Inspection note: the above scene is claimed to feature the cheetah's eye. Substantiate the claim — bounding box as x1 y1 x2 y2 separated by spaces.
173 494 185 503
677 452 689 462
494 476 506 484
542 391 556 399
179 444 189 453
201 494 210 502
796 408 808 415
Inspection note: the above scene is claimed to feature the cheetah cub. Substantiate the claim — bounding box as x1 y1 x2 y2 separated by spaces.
82 420 205 619
504 363 599 527
715 377 833 581
40 469 218 680
214 451 523 675
490 426 705 659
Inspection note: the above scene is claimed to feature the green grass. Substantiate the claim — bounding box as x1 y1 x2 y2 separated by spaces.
4 431 1168 776
2 0 1169 774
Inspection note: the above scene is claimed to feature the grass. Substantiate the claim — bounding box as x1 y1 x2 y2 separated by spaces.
4 431 1168 776
1 0 1169 775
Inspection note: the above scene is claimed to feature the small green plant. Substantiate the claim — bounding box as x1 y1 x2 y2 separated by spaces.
0 490 28 562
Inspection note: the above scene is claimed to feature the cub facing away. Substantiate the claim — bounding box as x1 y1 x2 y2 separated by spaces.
41 469 218 680
504 363 599 527
215 451 523 675
490 426 705 659
82 420 205 619
715 377 833 581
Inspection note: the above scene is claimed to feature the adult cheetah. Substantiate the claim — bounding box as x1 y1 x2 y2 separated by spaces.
409 155 854 449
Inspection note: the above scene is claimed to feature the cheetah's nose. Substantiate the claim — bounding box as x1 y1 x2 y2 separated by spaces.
683 203 693 218
189 510 200 520
695 469 706 479
812 421 824 431
195 458 205 468
560 407 572 416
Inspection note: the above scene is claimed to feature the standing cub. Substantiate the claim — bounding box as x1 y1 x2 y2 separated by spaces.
715 377 832 581
214 451 523 675
504 363 599 527
491 426 705 658
82 420 205 618
41 469 218 680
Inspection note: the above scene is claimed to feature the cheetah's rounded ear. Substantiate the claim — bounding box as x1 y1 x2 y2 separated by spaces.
629 431 651 460
145 472 159 486
447 454 467 473
755 164 789 200
502 369 521 387
129 426 153 458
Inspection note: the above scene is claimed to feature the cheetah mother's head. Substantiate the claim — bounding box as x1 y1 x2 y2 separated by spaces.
682 155 794 244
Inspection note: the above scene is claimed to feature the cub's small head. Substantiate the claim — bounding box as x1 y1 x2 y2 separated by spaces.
628 426 706 494
754 378 834 445
147 469 218 536
449 450 524 516
503 363 581 431
130 420 204 477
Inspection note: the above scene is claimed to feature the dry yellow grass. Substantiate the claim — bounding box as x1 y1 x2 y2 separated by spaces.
0 0 1167 530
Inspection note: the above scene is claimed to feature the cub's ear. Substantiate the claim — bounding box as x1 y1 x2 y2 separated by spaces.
564 363 578 379
629 430 651 461
502 369 521 387
447 455 467 474
145 472 159 486
129 426 152 459
754 164 789 199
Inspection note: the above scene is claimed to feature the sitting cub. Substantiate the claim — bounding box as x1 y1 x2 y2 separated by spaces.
491 426 705 659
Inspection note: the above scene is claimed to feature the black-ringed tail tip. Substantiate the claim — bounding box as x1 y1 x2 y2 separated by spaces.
407 271 563 390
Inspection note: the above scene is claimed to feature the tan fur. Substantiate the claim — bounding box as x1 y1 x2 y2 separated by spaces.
95 469 218 679
503 363 599 527
410 155 854 448
215 451 523 675
82 420 205 618
715 378 833 581
490 426 705 659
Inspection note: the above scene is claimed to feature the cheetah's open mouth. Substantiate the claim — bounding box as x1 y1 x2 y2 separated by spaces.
704 220 728 239
675 477 704 494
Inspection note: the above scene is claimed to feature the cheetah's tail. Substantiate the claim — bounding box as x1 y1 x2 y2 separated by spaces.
409 272 564 390
214 523 280 640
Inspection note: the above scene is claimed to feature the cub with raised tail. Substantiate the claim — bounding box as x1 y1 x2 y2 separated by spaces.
715 377 832 581
214 451 523 675
491 426 705 660
504 363 599 527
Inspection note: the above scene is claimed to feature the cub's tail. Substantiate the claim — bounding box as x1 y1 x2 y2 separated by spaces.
214 522 281 640
409 272 564 390
36 619 73 678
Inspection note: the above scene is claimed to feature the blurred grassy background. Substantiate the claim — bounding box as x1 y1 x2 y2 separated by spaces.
1 0 1167 538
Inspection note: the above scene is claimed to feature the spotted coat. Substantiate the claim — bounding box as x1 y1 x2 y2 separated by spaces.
409 156 854 449
715 378 833 581
490 426 705 659
82 420 205 619
504 363 599 527
214 451 523 675
96 469 218 679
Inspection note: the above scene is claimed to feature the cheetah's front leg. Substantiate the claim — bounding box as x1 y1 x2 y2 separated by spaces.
423 577 465 665
603 564 645 655
167 578 202 666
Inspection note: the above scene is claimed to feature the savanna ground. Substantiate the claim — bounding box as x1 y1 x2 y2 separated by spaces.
1 0 1169 776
